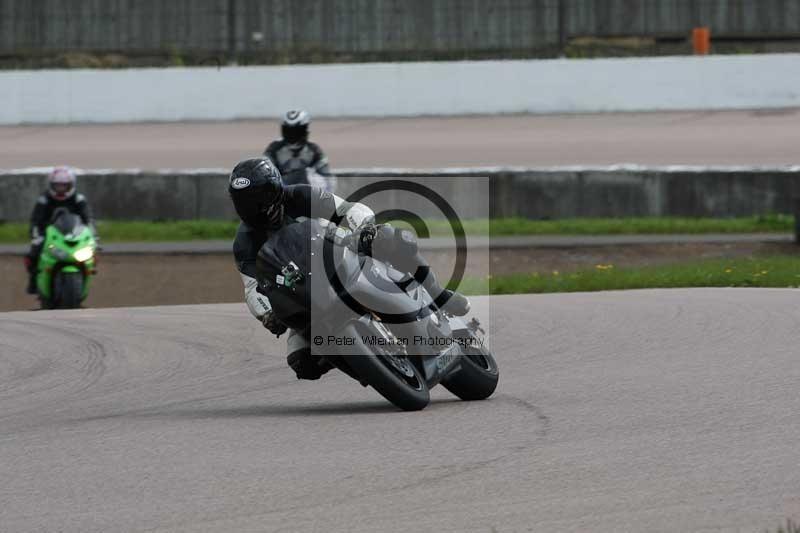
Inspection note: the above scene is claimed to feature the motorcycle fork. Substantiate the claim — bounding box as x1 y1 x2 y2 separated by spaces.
361 313 434 382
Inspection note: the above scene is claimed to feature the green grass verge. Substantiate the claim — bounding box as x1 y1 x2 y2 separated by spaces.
0 220 241 243
401 214 794 237
0 215 794 243
483 214 793 236
458 255 800 295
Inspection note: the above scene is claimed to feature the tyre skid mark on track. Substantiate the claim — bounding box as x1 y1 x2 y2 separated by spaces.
0 322 90 404
494 393 552 438
151 399 550 532
0 319 107 418
63 368 301 424
0 370 295 437
32 319 108 395
0 337 54 395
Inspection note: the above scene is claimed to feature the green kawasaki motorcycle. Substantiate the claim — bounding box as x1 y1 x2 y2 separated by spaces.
36 209 97 309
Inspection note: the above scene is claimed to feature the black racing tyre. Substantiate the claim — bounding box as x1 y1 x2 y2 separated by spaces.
340 322 430 411
442 344 499 401
55 272 83 309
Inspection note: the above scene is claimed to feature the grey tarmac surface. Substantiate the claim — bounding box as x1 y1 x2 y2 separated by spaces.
2 109 800 169
1 291 799 532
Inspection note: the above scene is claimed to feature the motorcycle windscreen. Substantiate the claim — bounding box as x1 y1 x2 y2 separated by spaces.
344 256 432 319
51 211 83 237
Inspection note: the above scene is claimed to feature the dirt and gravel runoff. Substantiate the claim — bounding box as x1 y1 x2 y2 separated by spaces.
2 241 796 312
2 109 799 169
1 291 799 532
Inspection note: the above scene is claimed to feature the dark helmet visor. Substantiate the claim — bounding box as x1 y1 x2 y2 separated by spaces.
51 183 73 194
282 123 308 144
232 188 283 227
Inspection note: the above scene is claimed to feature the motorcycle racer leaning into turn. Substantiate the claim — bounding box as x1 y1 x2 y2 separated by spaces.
229 158 471 380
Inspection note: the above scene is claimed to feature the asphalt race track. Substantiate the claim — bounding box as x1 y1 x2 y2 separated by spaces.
1 290 799 532
2 109 800 169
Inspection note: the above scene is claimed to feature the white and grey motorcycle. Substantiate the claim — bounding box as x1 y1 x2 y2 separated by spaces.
256 218 498 411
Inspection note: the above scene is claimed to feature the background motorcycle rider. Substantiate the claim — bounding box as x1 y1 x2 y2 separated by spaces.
25 166 97 295
263 109 336 191
228 157 470 380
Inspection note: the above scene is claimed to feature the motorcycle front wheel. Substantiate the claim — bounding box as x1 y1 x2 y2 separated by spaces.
340 322 430 411
442 343 499 401
54 271 83 309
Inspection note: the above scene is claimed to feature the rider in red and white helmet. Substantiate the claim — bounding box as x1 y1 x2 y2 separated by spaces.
47 166 78 201
25 167 96 294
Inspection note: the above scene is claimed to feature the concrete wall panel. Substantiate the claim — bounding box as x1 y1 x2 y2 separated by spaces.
2 54 799 125
4 167 800 224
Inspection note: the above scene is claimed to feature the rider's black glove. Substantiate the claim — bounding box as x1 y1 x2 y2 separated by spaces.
357 222 379 256
262 310 288 337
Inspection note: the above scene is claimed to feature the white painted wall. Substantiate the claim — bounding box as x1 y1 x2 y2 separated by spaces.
1 54 799 124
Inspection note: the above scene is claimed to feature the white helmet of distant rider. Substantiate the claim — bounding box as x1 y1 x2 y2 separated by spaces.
281 109 311 146
48 166 77 201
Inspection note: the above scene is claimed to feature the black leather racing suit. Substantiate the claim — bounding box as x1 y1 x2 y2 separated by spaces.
233 185 354 285
263 139 335 190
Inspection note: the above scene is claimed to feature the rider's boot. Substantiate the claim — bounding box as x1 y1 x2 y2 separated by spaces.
25 256 37 295
288 349 332 380
419 268 470 316
435 289 471 316
26 272 37 295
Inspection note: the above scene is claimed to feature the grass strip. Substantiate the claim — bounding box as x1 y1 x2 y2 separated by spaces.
0 220 240 243
0 215 794 243
484 214 793 236
458 255 800 295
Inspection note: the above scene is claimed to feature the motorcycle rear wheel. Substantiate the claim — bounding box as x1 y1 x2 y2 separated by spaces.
341 322 430 411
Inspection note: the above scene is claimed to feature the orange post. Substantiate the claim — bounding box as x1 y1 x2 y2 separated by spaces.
692 26 711 55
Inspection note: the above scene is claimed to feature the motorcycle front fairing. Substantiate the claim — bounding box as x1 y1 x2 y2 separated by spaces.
342 257 466 387
37 214 96 300
346 257 433 320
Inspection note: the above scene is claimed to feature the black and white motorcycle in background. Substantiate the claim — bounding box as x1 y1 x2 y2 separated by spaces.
256 218 499 411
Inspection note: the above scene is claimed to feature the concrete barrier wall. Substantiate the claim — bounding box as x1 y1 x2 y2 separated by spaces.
2 54 800 125
3 166 800 223
3 0 798 57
